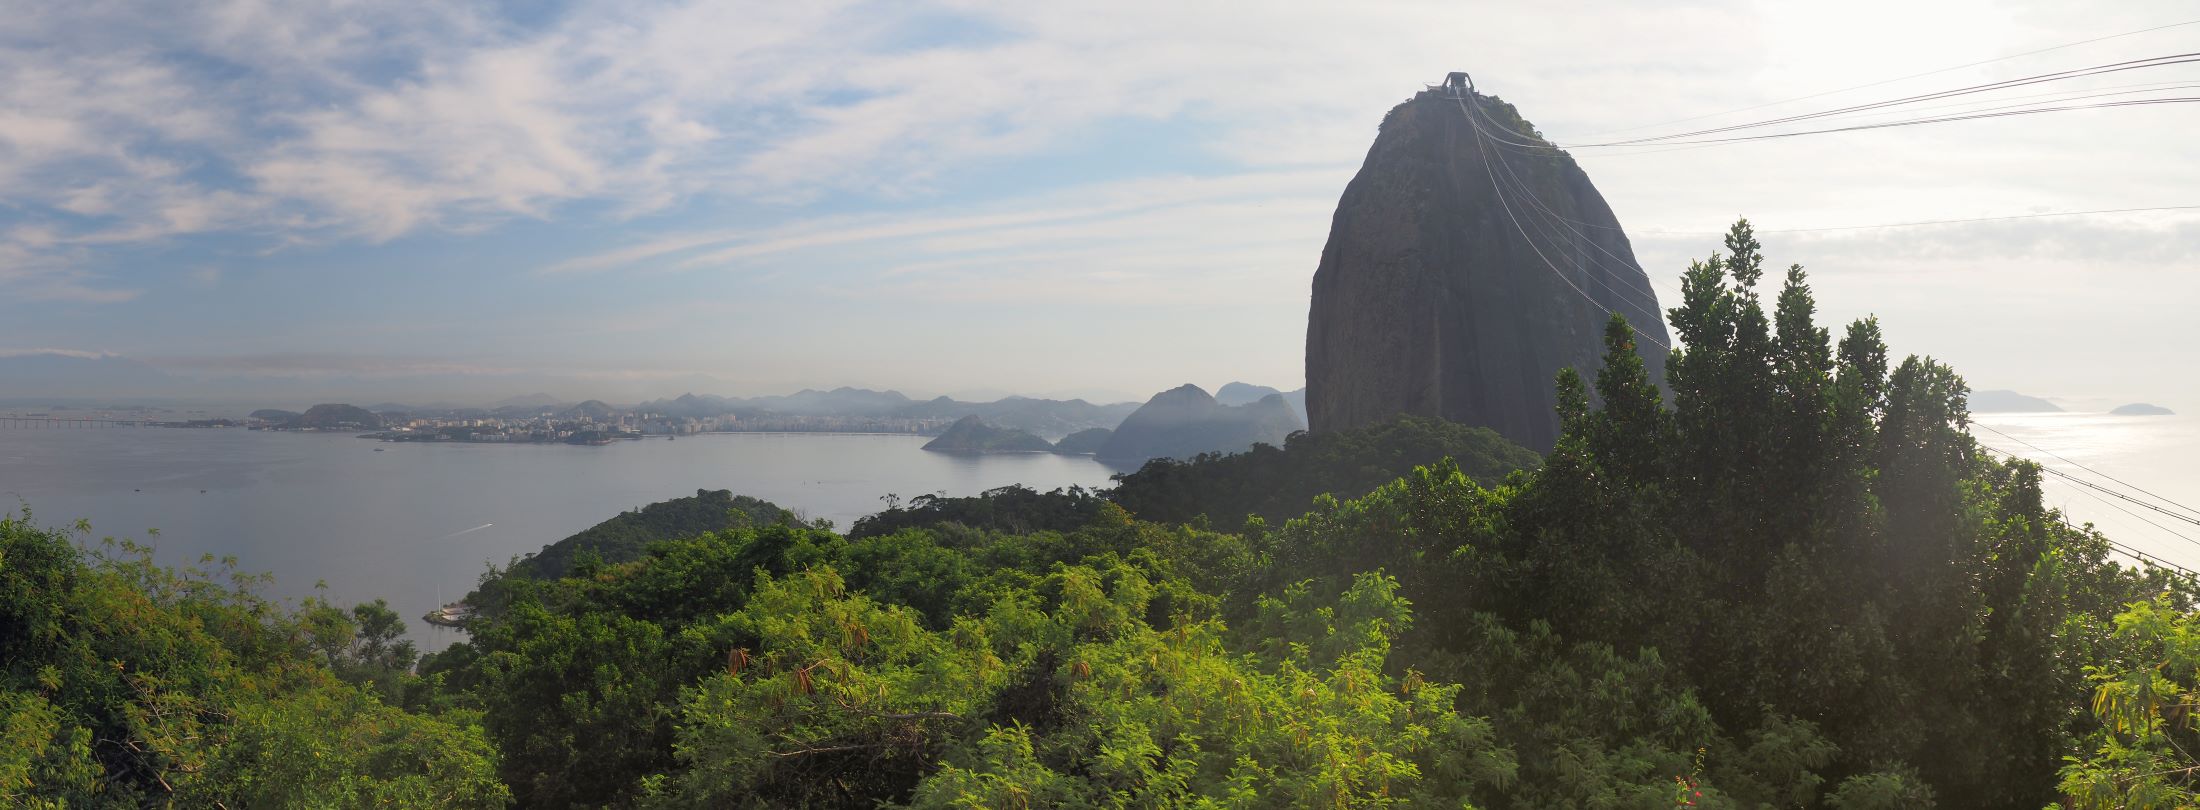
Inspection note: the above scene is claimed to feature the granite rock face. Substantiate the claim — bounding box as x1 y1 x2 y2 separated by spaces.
1305 88 1669 451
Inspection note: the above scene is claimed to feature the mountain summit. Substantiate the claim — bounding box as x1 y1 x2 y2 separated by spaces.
1096 384 1302 464
1304 81 1669 451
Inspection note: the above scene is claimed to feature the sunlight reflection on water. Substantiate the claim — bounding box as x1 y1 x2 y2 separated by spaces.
1972 410 2200 570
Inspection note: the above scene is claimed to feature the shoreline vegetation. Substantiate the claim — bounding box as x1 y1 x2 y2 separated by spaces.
10 223 2200 807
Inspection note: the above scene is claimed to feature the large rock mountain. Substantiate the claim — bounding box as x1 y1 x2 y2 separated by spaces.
1305 86 1669 452
1096 384 1303 464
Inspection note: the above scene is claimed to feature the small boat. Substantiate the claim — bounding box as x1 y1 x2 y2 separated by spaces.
422 601 475 628
373 447 385 451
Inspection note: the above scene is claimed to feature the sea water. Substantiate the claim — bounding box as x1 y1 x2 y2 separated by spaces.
0 428 1125 649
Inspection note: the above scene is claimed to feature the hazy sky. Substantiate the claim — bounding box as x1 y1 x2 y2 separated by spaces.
2 0 2194 406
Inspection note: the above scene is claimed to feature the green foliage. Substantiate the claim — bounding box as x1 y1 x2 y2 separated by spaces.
648 563 1514 808
0 512 504 807
184 689 509 808
1229 219 2184 806
2059 597 2200 808
501 488 798 582
1108 414 1540 532
0 692 100 809
299 596 421 703
852 484 1118 540
14 217 2198 807
643 567 1004 807
1822 768 1936 809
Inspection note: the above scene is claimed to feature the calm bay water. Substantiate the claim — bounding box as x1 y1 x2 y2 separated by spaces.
0 429 1124 648
4 413 2193 648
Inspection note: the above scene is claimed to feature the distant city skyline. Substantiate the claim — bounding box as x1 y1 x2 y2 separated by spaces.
3 1 2195 410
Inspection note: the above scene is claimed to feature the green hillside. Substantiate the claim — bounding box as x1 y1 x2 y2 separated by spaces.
7 223 2198 807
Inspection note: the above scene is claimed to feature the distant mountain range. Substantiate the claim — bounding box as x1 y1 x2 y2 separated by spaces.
918 416 1123 457
1097 384 1304 464
633 387 1141 439
0 352 1325 442
1215 382 1307 422
0 351 743 407
1971 390 2064 413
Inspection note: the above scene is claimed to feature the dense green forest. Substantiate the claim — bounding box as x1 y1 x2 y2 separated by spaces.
1107 414 1541 532
499 489 798 582
10 222 2200 807
852 485 1115 540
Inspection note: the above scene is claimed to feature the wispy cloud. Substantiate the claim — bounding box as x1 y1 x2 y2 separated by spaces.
0 0 1774 301
0 347 114 359
3 0 2198 405
544 168 1347 282
140 353 527 377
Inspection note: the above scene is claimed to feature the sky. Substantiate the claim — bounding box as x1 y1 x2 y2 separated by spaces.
1 0 2195 407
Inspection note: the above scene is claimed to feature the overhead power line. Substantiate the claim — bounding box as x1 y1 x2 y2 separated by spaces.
1455 94 1672 350
2053 476 2200 549
1976 423 2200 520
1568 53 2200 148
2037 464 2200 528
1474 123 1673 308
1745 205 2200 234
2101 534 2199 578
1778 80 2200 130
1574 95 2200 148
1461 93 2200 238
1972 441 2200 575
1549 81 2200 157
1978 442 2200 550
1622 204 2200 238
1582 18 2200 138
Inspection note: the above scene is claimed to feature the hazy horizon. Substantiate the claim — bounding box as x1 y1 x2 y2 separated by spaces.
0 349 1309 409
3 1 2196 410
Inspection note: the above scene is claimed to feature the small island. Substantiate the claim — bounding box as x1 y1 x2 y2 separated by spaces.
249 408 301 423
1970 389 2063 413
921 415 1055 454
297 403 384 430
2111 402 2175 416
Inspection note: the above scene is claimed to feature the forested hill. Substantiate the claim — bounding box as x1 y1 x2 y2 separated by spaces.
1107 414 1540 531
1096 384 1303 463
919 416 1055 454
499 488 798 582
10 221 2200 807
